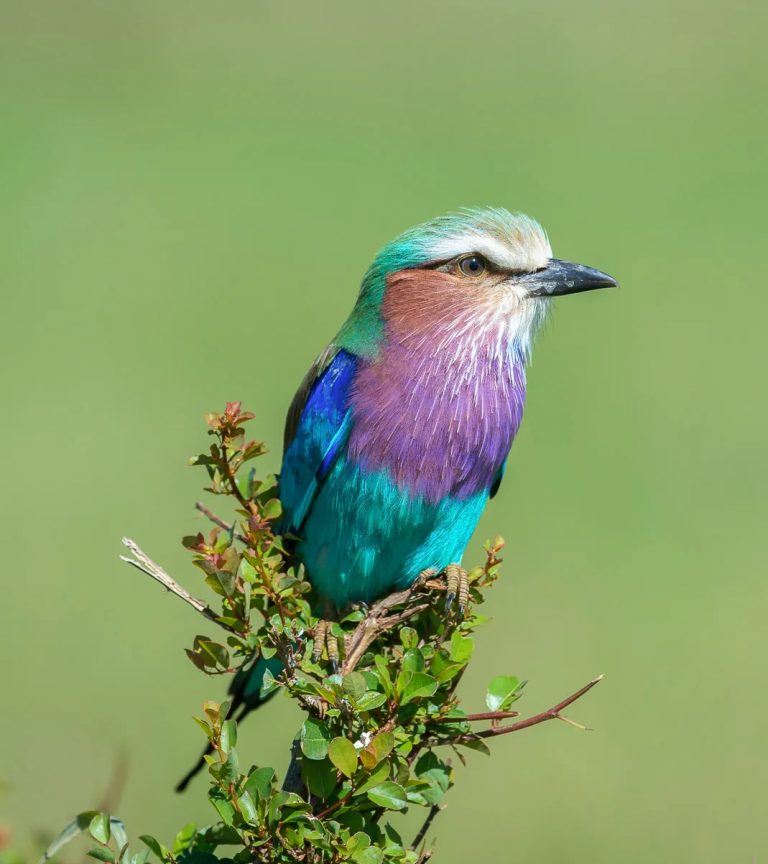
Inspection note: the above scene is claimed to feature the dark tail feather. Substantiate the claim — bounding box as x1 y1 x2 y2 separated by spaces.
175 656 282 793
174 738 215 793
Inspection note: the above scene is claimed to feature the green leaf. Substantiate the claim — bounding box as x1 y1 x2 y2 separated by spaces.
268 791 307 824
353 848 384 864
198 640 230 669
245 766 275 800
354 760 390 794
400 672 438 704
301 757 337 801
355 690 387 712
433 660 463 684
399 627 418 650
210 793 235 826
108 819 128 856
414 751 451 805
237 790 258 823
366 781 408 810
406 789 429 806
300 717 331 760
89 813 111 845
191 716 211 741
401 648 424 673
139 836 171 862
373 655 393 696
262 498 282 520
217 748 239 783
173 854 219 864
459 737 491 756
259 667 279 699
172 823 197 855
328 737 358 778
239 558 257 583
346 832 370 855
220 719 237 754
485 675 522 712
87 848 114 862
342 672 367 701
204 572 232 598
448 632 474 663
38 813 97 864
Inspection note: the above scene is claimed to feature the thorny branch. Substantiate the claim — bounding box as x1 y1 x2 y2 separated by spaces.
195 501 248 543
443 675 603 746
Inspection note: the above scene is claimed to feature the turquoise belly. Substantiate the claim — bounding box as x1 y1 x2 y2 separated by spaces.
298 455 488 608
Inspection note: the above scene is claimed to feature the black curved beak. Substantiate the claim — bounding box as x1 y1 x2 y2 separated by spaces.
521 258 618 298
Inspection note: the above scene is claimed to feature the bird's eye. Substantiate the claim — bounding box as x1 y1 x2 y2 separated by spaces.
458 255 487 277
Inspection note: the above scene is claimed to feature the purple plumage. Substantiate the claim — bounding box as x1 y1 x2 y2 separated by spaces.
346 266 527 502
348 338 525 503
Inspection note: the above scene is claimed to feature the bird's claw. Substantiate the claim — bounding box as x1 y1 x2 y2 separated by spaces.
415 567 438 589
443 563 469 618
346 599 369 615
312 618 340 671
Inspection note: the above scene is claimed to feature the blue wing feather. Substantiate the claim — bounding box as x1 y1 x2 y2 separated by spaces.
278 348 358 532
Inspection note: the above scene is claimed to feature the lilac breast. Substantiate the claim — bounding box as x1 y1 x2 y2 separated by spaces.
346 336 526 503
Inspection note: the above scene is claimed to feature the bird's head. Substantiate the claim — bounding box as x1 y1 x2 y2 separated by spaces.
342 208 616 364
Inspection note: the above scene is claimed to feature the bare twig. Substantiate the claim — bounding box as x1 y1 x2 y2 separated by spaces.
195 500 233 532
195 501 249 543
444 675 603 745
119 537 234 632
412 803 442 854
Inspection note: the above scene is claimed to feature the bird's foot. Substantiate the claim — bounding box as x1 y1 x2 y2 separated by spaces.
345 599 369 615
443 563 469 618
414 567 438 589
311 618 340 672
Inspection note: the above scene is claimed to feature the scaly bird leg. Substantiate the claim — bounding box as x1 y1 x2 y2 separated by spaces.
443 563 469 618
312 619 329 662
312 598 341 672
312 619 341 672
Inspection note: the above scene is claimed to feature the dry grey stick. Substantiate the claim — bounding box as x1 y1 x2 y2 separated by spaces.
119 537 232 631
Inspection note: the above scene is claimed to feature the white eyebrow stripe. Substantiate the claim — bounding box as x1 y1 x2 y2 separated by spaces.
427 231 551 272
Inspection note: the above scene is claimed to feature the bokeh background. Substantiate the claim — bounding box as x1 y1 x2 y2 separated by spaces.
2 1 766 861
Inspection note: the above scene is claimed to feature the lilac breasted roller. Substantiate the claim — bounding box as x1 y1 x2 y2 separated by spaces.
175 207 616 790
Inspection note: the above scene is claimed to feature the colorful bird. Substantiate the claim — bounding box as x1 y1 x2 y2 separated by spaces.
176 207 616 790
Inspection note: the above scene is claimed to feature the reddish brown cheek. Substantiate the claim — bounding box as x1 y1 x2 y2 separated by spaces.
382 270 479 338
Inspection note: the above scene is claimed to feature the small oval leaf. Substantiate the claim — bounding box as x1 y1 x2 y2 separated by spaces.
366 781 408 810
328 737 358 778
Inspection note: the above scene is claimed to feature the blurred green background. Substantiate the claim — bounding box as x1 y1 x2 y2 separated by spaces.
1 0 766 860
